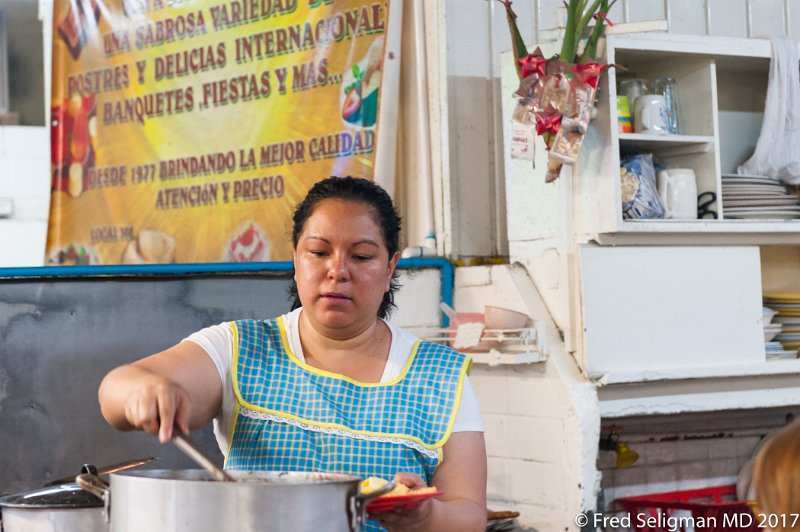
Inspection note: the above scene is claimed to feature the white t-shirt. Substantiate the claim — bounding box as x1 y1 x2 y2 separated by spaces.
184 308 484 454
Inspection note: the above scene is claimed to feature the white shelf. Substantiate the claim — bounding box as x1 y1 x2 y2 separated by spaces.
411 327 544 366
598 360 800 417
599 358 800 385
597 220 800 245
619 133 715 153
468 349 547 366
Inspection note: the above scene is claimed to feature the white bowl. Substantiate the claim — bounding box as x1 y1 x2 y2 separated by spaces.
484 305 530 329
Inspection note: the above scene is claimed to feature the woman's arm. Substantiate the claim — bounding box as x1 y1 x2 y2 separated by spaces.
375 431 488 531
98 340 223 443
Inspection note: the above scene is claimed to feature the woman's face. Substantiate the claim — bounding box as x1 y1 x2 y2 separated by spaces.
293 198 399 334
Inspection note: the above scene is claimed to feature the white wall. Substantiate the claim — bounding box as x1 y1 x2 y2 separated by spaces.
444 0 800 260
0 125 48 266
0 0 48 267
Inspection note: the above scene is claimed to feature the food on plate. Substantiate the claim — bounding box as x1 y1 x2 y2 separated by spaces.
342 88 362 122
122 229 176 264
47 243 99 265
51 93 97 195
70 106 89 162
67 163 84 197
360 477 438 498
221 221 271 262
341 36 383 127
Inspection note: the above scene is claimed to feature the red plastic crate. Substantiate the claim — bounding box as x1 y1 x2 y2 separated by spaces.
615 484 758 532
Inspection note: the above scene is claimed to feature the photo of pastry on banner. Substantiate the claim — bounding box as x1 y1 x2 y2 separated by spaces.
500 0 614 182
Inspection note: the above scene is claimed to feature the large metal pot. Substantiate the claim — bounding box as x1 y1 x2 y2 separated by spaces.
78 469 392 532
0 482 107 532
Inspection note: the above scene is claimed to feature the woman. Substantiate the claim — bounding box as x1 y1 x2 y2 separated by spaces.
753 419 800 532
99 176 487 531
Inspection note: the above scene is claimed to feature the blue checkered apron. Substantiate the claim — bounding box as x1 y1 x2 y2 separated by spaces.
224 318 471 531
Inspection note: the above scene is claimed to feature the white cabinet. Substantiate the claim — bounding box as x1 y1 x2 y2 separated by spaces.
560 33 800 244
499 33 800 381
579 244 764 381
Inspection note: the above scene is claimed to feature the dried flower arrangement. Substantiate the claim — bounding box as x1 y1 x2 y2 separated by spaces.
501 0 614 182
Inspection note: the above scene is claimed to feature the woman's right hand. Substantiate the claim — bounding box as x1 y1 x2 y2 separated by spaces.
99 341 223 443
123 378 192 443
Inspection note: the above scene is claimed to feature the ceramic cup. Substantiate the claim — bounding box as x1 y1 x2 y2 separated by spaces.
656 168 698 219
634 94 670 135
619 78 648 122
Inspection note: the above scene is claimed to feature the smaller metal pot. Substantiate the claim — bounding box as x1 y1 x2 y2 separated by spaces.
0 478 107 532
0 460 153 532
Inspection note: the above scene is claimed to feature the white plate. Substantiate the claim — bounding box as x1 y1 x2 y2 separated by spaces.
724 206 800 219
767 351 799 360
776 316 800 324
722 173 784 183
725 212 800 220
727 204 800 210
722 172 775 180
723 195 794 202
721 181 786 189
722 184 788 192
722 179 786 185
722 188 789 196
724 198 799 207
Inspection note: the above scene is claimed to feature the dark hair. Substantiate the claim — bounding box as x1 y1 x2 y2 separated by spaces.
289 176 402 318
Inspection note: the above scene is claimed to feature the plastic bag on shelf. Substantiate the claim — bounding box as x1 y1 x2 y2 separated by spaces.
620 153 666 219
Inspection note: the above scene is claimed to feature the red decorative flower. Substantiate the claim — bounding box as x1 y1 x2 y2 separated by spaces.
573 62 606 89
519 47 548 79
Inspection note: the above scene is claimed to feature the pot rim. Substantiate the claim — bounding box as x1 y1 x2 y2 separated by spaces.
112 469 363 485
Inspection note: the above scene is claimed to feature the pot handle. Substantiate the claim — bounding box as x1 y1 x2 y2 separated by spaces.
350 481 395 530
76 471 111 523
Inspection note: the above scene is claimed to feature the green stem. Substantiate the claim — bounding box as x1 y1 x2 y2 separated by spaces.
580 0 609 62
575 0 606 40
560 0 579 61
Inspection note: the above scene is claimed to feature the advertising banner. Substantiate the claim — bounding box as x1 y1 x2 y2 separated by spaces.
46 0 389 265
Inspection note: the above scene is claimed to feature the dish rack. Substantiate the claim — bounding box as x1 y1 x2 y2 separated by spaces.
615 484 758 532
410 326 545 365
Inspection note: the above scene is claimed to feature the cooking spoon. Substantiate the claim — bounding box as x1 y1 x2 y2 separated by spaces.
43 456 156 486
172 431 234 482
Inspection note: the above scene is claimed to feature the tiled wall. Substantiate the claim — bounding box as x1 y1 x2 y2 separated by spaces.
597 408 799 512
472 366 568 512
599 434 761 507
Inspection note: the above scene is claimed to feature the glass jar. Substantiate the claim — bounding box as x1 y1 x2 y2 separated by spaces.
653 77 679 134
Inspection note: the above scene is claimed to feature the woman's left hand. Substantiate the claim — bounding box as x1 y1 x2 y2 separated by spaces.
368 472 434 531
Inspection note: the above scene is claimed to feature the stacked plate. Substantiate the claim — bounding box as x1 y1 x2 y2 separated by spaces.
764 293 800 358
722 174 800 220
